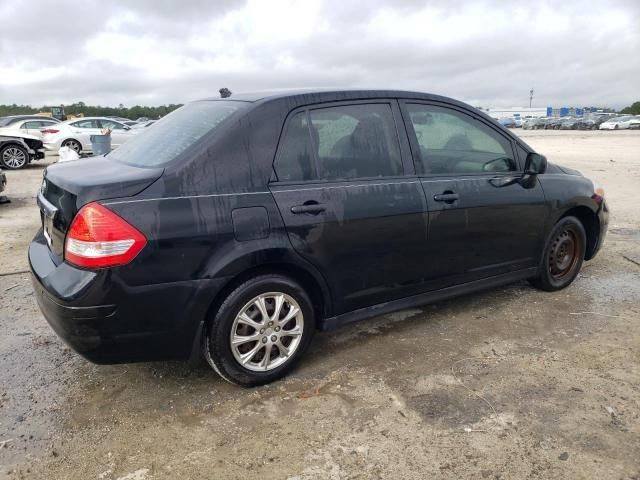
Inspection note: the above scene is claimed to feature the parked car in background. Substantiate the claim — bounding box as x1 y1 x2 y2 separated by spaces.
599 116 636 130
131 120 156 129
135 117 149 122
0 133 45 169
544 117 564 130
31 89 608 386
523 118 546 130
629 117 640 130
106 116 133 123
41 117 139 154
498 117 516 128
559 117 580 130
0 116 60 138
575 117 604 130
514 118 523 128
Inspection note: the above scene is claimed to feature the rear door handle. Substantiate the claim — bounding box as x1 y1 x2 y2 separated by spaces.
433 192 459 203
291 203 326 215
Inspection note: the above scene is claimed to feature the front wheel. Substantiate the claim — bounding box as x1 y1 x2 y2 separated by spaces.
1 144 28 169
529 216 586 291
204 274 315 386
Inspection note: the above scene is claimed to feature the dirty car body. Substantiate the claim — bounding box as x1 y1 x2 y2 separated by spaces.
29 89 609 385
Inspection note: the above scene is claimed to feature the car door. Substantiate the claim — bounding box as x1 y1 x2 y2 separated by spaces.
20 121 42 136
69 119 101 149
270 101 431 314
401 101 547 283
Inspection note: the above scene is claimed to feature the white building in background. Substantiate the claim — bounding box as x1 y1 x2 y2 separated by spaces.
483 107 548 119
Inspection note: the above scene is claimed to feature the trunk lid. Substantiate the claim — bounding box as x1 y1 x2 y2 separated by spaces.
38 155 162 258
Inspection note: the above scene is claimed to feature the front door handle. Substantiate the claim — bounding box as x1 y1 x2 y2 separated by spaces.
291 202 326 215
433 192 459 203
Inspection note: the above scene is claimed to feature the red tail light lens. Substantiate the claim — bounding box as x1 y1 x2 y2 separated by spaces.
65 202 147 269
41 129 59 134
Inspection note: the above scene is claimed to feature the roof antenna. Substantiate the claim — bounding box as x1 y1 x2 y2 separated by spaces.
219 87 232 98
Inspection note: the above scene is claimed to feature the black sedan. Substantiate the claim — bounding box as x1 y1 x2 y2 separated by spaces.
30 89 609 386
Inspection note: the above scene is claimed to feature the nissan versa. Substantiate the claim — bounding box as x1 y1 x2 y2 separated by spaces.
30 90 608 386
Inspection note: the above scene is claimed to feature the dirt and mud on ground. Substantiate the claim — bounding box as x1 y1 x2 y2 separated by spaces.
0 130 639 479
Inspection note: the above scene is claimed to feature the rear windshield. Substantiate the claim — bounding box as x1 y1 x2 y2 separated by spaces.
108 100 248 167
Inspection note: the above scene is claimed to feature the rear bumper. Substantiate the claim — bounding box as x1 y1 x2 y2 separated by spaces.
29 230 227 364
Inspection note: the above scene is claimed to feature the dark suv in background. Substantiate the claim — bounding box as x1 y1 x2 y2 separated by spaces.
30 89 608 386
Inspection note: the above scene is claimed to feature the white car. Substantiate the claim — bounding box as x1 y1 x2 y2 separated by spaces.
0 115 60 139
41 117 139 154
599 116 636 130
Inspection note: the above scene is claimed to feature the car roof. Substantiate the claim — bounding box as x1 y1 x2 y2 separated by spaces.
198 88 472 108
0 115 61 124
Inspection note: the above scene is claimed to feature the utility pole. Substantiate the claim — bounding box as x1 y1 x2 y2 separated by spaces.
529 88 534 108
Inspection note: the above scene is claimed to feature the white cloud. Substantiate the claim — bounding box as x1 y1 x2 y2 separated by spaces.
0 0 638 108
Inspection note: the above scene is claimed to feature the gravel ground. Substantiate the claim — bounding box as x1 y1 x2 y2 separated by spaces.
0 130 639 480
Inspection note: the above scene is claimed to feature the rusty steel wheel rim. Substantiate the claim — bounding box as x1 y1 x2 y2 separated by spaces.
548 227 582 281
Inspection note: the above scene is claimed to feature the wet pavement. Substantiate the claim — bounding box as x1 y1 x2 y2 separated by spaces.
0 131 639 479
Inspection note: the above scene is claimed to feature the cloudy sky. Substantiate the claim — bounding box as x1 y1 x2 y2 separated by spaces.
0 0 638 109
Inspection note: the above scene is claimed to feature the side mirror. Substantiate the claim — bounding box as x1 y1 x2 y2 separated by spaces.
524 152 547 175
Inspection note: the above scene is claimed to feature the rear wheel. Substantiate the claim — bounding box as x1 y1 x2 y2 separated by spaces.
530 216 586 291
0 144 28 169
62 139 82 153
204 274 314 386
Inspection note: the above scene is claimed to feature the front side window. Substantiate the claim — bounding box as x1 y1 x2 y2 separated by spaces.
100 119 125 130
71 119 99 129
309 104 403 180
406 104 516 175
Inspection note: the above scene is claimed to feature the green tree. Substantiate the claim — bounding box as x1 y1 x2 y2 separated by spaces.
620 101 640 115
0 103 182 119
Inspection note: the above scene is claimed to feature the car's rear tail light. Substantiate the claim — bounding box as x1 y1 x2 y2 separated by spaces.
41 129 59 134
65 202 147 268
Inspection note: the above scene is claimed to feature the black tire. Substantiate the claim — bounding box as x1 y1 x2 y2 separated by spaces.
203 274 315 387
62 139 82 153
0 144 29 169
529 216 586 291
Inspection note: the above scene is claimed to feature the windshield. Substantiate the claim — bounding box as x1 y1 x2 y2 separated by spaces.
108 100 248 167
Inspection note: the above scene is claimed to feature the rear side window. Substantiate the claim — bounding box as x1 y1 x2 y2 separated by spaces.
273 112 314 182
310 104 402 180
108 101 247 167
406 104 516 175
23 121 42 128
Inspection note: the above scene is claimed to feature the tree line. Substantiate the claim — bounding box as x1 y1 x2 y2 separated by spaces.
620 101 640 115
0 102 182 119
